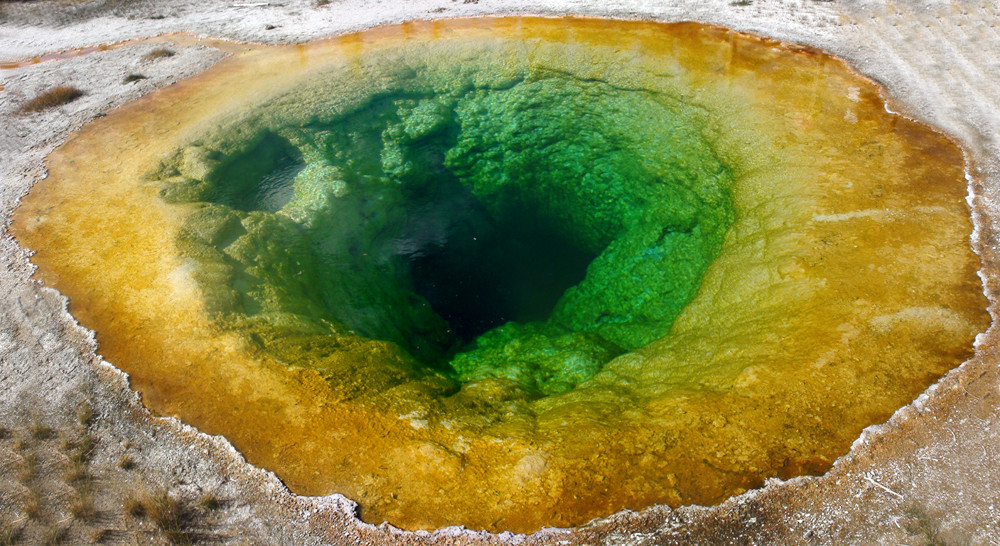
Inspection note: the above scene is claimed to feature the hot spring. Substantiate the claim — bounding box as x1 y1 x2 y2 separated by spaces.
12 17 988 532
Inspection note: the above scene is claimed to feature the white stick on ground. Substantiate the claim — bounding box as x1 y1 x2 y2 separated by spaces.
864 475 904 500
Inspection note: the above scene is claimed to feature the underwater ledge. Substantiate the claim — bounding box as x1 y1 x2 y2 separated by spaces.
7 13 992 536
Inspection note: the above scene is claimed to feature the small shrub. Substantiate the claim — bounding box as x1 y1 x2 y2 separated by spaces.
123 495 144 517
124 73 147 83
124 487 193 542
904 505 944 545
76 402 93 426
731 0 752 4
64 459 88 484
29 422 53 440
145 489 183 528
42 525 68 546
199 490 220 510
117 453 135 470
131 488 191 544
18 86 84 114
70 489 96 521
17 453 37 483
64 433 93 484
23 490 41 520
0 428 10 441
71 433 94 463
88 528 110 543
143 48 175 61
163 527 191 544
0 524 21 546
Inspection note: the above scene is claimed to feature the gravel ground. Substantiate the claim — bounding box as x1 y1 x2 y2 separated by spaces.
1 0 999 543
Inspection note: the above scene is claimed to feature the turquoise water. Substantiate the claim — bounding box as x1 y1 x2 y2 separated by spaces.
162 67 734 395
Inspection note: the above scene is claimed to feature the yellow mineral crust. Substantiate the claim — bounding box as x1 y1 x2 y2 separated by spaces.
12 17 988 533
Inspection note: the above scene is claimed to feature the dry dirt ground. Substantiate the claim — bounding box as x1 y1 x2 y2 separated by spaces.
2 0 1000 544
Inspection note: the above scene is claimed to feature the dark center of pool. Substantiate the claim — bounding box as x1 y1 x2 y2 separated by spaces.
160 75 734 395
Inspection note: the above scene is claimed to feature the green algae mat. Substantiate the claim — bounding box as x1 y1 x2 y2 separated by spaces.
13 17 989 532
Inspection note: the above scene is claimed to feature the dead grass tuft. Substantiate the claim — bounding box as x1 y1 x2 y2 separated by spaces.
199 490 220 510
70 488 96 521
64 433 94 484
117 453 135 470
127 487 191 544
17 452 37 483
17 86 84 114
0 523 21 546
78 433 94 454
124 73 147 83
29 422 53 441
143 48 175 61
23 490 41 520
69 433 94 463
42 525 68 546
0 427 10 441
904 505 944 545
76 402 93 426
64 459 89 485
123 495 144 517
146 489 184 529
88 528 110 543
